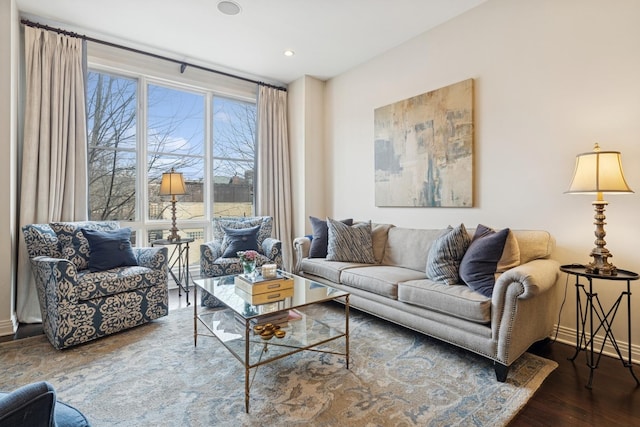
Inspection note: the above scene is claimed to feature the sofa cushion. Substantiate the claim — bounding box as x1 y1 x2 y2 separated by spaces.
326 219 375 264
426 223 471 285
340 265 427 299
221 225 260 257
308 216 353 258
50 221 120 271
382 227 446 272
459 225 520 297
76 265 158 300
398 279 491 323
300 258 364 283
512 230 555 263
371 223 394 263
81 227 138 272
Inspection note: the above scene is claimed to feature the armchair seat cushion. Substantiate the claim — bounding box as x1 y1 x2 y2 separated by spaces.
76 265 159 300
204 253 274 277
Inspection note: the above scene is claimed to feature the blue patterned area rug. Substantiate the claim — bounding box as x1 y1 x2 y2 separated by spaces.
0 304 556 426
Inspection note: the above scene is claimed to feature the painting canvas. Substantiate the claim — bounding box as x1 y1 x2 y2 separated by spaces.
374 79 473 207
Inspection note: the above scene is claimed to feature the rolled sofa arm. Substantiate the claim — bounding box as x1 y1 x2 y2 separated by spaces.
491 258 561 364
293 236 311 274
493 258 560 301
200 240 223 277
262 237 283 269
135 247 168 272
30 256 80 305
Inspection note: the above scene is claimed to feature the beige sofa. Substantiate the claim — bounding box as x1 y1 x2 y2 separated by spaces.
293 224 560 381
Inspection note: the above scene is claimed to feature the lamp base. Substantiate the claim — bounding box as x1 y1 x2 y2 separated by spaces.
585 200 617 276
167 229 181 242
585 252 617 276
167 199 181 242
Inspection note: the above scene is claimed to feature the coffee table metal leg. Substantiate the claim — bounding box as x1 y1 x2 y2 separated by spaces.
345 294 350 370
193 283 198 347
245 320 250 413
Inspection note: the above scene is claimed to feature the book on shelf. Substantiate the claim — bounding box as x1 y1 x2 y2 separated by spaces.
234 275 293 296
237 271 289 284
234 285 294 305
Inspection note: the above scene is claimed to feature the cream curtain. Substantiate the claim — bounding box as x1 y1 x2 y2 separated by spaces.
256 86 293 271
17 27 89 322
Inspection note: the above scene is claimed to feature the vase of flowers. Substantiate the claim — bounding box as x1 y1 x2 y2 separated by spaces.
238 250 258 276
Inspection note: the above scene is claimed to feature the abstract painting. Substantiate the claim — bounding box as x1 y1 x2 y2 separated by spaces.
374 79 474 207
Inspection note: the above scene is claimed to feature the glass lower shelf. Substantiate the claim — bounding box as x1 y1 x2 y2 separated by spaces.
197 307 346 367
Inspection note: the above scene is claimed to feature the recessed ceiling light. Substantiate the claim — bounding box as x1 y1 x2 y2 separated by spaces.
283 50 295 57
217 1 242 16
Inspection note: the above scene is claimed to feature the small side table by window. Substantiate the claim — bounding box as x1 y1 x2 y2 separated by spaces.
560 264 639 389
152 237 194 306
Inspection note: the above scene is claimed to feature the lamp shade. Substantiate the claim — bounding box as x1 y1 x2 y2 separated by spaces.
566 143 633 195
159 168 187 196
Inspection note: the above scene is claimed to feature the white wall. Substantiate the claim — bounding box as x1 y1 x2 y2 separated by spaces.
289 75 326 238
321 0 640 359
0 0 18 336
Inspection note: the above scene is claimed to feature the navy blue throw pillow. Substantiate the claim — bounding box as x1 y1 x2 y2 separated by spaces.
459 224 519 297
221 225 261 258
81 227 138 272
308 216 353 258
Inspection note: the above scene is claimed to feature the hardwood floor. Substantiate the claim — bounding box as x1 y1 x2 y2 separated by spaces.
513 339 640 426
3 289 639 426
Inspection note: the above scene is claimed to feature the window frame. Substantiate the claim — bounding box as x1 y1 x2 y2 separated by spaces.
86 46 258 247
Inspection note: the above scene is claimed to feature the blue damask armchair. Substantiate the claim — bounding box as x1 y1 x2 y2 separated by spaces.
200 216 282 306
22 221 169 350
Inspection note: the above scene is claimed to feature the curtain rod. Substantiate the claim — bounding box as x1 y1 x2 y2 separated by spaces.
20 19 287 92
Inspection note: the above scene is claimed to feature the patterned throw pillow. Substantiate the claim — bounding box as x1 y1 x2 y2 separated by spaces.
212 217 272 253
426 223 471 285
459 224 520 297
308 216 353 258
326 218 375 264
50 221 120 270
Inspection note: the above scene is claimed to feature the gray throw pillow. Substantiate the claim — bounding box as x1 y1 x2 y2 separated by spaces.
326 218 375 264
426 223 471 285
308 216 353 258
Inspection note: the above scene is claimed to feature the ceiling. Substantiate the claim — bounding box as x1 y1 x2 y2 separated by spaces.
16 0 487 85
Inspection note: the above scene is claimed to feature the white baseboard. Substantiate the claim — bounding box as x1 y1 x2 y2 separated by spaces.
551 323 640 365
0 315 18 338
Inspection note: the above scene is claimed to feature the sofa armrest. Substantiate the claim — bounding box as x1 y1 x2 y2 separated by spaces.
30 256 80 305
293 236 311 274
134 247 168 272
200 241 223 277
493 258 560 301
262 237 283 269
491 258 561 364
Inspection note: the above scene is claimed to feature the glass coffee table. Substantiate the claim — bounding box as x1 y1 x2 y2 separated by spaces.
193 272 350 413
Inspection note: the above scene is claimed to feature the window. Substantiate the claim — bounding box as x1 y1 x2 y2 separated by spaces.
212 97 256 217
87 72 137 221
86 68 257 269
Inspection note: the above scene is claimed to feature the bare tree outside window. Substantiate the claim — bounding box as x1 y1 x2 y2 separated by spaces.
212 97 256 217
87 72 137 220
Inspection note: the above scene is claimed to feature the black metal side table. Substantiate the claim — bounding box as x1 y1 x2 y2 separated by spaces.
560 264 639 389
152 237 194 306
